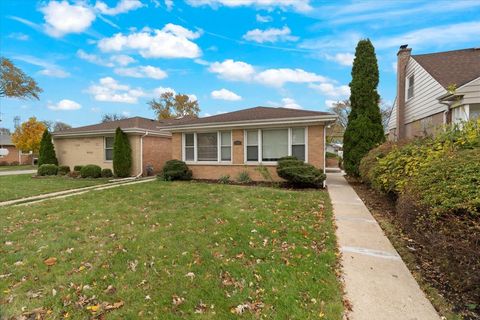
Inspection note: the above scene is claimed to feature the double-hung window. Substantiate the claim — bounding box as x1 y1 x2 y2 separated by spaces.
183 131 232 162
407 75 414 99
104 137 114 161
245 128 306 163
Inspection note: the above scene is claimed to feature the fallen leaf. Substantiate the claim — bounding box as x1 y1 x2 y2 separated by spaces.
44 257 57 266
194 302 207 314
172 294 185 306
105 300 124 310
86 305 100 313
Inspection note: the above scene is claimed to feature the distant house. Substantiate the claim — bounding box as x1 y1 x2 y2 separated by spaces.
161 106 336 181
52 117 173 176
0 132 33 165
387 46 480 140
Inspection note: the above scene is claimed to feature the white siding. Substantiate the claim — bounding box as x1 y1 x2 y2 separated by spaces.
387 98 397 131
457 77 480 105
404 58 447 124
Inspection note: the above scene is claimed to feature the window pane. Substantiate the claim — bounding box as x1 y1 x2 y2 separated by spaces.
246 130 258 145
292 128 305 144
221 131 231 146
185 147 194 161
247 146 258 161
221 146 231 161
105 137 114 148
105 149 113 161
197 132 218 161
292 145 305 161
262 129 288 161
185 133 194 146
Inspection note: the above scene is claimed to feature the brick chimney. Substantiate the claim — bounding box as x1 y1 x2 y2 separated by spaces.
396 45 411 140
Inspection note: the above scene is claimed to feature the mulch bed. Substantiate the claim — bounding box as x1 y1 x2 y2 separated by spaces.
346 176 479 320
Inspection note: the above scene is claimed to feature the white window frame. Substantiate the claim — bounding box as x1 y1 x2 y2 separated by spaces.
104 136 114 162
182 131 232 164
243 127 308 164
407 74 414 100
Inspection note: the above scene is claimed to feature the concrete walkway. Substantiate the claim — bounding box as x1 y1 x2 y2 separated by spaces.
0 169 37 176
327 172 440 320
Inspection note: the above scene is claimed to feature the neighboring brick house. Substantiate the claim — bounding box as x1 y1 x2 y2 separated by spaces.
161 106 337 181
52 117 173 176
0 132 33 165
388 46 480 140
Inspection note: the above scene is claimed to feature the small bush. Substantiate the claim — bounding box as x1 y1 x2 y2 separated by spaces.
218 174 230 184
57 165 70 175
101 168 113 178
11 161 19 166
277 164 326 188
68 171 80 178
74 165 83 172
236 170 252 184
80 164 102 178
37 164 58 176
359 141 396 185
159 160 192 181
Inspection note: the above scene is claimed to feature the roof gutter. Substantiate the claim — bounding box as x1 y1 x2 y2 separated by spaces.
52 128 170 138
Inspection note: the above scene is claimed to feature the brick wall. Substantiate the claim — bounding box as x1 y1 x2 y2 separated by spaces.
0 146 33 165
142 135 171 175
188 164 281 181
308 124 325 170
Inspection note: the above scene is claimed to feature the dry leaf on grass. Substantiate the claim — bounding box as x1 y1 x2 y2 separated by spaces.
194 302 208 314
44 257 57 266
172 294 185 306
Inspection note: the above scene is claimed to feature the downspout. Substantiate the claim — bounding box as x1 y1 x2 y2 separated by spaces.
136 131 149 178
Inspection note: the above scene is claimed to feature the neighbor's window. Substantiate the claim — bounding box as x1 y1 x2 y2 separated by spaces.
184 133 194 161
197 132 218 161
291 128 306 161
220 131 231 161
407 75 414 99
105 137 114 161
262 129 288 161
246 130 259 161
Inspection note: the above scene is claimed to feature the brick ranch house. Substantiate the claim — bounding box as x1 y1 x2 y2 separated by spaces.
52 107 337 179
388 46 480 140
161 106 337 181
0 132 33 165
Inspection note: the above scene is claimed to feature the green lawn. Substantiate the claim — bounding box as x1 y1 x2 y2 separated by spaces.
0 175 108 202
0 181 343 319
0 165 37 171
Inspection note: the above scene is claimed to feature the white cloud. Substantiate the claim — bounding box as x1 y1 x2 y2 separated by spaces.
77 49 114 67
185 0 312 12
325 52 354 66
164 0 174 11
153 86 176 96
91 107 101 112
243 26 298 43
40 1 96 37
48 99 82 111
309 83 350 98
256 14 272 23
211 88 242 101
38 69 70 78
121 110 131 117
87 77 145 104
110 54 136 66
114 65 167 79
255 68 327 87
208 59 255 81
14 55 70 78
95 0 144 15
280 98 302 109
188 94 198 102
8 32 29 41
98 24 202 58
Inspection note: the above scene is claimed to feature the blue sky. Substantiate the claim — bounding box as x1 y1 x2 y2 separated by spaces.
1 0 479 130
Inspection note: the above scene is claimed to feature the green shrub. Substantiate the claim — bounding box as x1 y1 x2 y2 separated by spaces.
113 127 132 178
57 165 70 175
405 148 480 217
359 141 396 185
80 164 102 178
74 165 83 172
38 129 58 166
159 160 192 181
277 164 326 188
101 168 113 178
236 170 252 184
218 174 230 184
37 164 58 176
326 151 337 158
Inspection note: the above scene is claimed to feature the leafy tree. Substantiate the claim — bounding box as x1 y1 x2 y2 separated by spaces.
149 92 200 120
38 129 58 166
11 117 46 154
343 39 385 176
113 127 132 177
53 121 72 132
102 113 128 123
0 57 42 100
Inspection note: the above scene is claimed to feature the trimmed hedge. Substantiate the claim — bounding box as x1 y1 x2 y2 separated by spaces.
80 164 102 178
38 164 58 176
276 156 326 188
58 165 70 175
74 165 83 172
159 160 192 181
101 168 113 178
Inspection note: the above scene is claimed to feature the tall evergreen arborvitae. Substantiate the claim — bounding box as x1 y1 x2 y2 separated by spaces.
38 129 58 166
343 39 385 176
113 127 132 177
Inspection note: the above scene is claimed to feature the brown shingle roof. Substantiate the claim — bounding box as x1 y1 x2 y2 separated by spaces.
412 48 480 89
161 106 334 127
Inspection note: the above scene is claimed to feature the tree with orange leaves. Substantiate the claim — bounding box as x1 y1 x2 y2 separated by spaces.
11 117 46 154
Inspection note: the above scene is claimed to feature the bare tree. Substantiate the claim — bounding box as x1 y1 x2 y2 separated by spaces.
53 121 72 132
102 113 128 123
